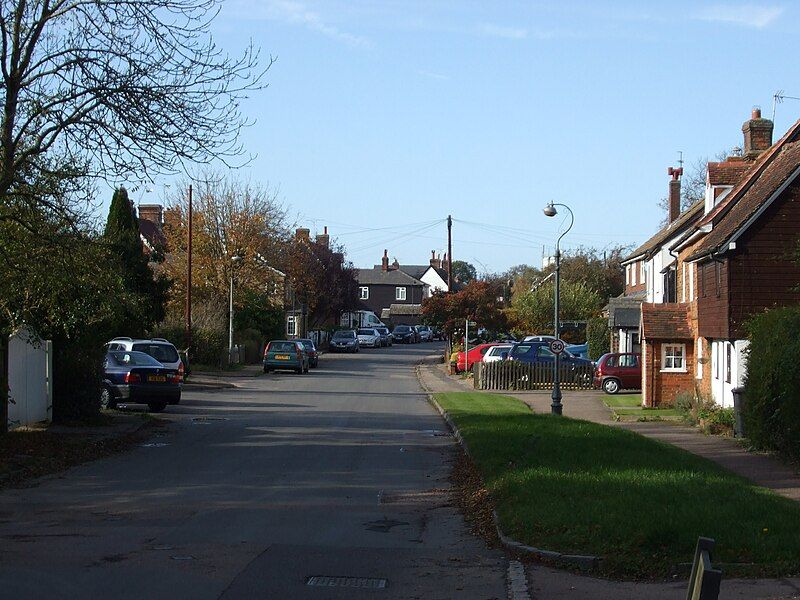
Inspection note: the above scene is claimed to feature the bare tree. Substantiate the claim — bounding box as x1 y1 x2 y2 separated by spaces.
0 0 271 207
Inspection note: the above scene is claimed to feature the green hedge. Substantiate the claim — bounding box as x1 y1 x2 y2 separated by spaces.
744 306 800 461
586 316 611 361
149 325 226 368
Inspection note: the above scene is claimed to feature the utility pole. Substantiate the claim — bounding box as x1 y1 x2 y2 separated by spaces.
185 184 193 353
447 215 453 290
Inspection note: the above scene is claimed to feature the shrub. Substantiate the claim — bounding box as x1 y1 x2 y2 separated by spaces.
149 324 225 369
586 316 610 361
744 306 800 461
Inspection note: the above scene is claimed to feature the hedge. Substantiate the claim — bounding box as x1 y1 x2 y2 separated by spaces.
586 316 611 361
743 306 800 462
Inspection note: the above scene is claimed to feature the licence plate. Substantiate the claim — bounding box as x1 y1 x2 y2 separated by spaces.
275 354 290 360
148 375 166 382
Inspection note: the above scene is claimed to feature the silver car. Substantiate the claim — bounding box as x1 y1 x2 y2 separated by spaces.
357 328 382 348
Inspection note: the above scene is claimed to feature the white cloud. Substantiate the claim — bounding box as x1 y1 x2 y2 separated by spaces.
417 69 449 81
694 4 783 28
479 23 529 40
230 0 369 46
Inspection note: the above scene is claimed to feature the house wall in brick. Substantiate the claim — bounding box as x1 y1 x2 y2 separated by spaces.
642 339 696 407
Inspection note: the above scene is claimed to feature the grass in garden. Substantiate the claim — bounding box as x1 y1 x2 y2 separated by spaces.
602 393 642 408
435 391 800 579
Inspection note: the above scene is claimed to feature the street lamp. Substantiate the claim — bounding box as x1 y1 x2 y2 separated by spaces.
229 255 243 360
543 202 574 415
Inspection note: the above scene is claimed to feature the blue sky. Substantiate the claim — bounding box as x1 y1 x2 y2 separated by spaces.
135 1 800 273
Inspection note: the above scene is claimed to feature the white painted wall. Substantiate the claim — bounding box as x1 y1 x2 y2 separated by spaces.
420 267 448 295
710 339 748 408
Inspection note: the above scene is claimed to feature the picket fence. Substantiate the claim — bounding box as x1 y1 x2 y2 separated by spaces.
474 360 594 391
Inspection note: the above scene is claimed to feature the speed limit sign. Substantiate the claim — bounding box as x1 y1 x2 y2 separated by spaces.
549 339 565 355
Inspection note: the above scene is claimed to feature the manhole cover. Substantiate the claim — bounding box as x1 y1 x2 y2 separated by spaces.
306 576 387 589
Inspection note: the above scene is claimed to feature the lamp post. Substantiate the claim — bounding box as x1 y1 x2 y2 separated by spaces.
543 202 574 415
229 255 243 359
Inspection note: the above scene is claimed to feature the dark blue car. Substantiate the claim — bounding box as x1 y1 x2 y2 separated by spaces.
508 342 594 385
101 350 181 412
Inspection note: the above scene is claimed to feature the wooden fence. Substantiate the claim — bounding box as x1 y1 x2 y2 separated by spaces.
474 360 595 391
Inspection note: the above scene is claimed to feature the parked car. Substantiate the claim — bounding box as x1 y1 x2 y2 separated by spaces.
392 325 416 344
430 327 445 341
593 352 642 394
375 327 392 347
522 335 559 343
297 338 319 367
101 350 181 412
415 325 434 342
329 329 359 353
106 337 185 381
357 328 382 348
263 340 309 374
456 343 500 372
508 342 594 385
566 343 590 360
483 344 514 363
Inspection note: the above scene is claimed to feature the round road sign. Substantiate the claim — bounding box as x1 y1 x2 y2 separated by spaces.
548 339 565 355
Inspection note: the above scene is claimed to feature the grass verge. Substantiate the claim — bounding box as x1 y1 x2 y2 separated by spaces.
602 394 681 421
434 391 800 579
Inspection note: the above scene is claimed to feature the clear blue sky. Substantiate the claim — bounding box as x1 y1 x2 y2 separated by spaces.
134 1 800 274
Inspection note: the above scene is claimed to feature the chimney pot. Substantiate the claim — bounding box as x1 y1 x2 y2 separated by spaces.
742 107 773 158
381 249 389 271
668 167 682 223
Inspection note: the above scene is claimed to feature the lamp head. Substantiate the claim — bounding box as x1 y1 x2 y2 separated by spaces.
543 203 557 217
231 255 243 263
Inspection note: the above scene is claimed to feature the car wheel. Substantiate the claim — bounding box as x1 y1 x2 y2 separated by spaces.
100 386 115 410
602 378 621 394
148 401 167 413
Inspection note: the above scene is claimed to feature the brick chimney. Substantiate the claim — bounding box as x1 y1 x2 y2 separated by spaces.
315 226 329 248
668 166 683 223
391 258 400 271
430 250 441 268
138 204 163 225
381 249 389 271
742 107 773 159
295 227 310 242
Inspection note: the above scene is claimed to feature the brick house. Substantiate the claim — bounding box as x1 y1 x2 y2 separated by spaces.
356 250 429 325
631 108 800 406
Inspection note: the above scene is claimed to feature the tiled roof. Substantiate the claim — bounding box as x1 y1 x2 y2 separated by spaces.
689 140 800 261
641 303 692 339
389 303 422 315
356 268 424 286
622 200 705 263
707 159 752 186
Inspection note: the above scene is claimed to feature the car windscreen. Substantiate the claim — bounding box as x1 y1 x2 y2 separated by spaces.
132 343 179 363
269 341 297 352
357 329 374 335
333 331 355 339
299 340 314 349
376 328 388 334
511 344 533 356
108 351 162 367
394 326 410 332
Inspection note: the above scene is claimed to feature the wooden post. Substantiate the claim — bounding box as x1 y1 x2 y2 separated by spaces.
185 184 193 354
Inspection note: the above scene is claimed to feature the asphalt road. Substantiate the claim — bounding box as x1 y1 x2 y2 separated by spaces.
0 343 507 599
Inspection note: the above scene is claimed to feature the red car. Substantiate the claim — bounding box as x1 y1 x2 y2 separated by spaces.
456 343 500 372
593 352 641 394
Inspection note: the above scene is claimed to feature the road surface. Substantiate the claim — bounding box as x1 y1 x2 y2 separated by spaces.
0 343 507 599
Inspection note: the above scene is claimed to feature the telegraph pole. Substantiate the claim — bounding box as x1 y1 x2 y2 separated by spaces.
185 184 193 352
447 215 453 290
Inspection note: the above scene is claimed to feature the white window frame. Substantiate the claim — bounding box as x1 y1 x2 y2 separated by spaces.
359 286 369 300
640 261 646 285
395 286 407 301
625 265 630 285
632 263 637 286
661 343 687 372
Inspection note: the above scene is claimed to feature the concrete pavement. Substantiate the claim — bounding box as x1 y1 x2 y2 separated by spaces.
0 344 507 599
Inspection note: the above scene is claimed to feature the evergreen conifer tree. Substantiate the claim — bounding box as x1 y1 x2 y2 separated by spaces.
104 187 169 335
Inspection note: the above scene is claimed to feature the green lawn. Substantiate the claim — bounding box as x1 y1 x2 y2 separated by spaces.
602 394 643 408
435 391 800 579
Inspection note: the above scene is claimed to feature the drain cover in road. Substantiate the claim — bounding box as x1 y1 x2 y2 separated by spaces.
306 576 387 589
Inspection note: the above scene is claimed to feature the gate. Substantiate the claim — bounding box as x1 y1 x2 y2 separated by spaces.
7 327 52 429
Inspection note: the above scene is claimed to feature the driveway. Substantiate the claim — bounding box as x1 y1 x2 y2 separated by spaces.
0 343 507 599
